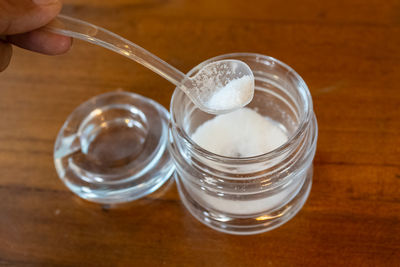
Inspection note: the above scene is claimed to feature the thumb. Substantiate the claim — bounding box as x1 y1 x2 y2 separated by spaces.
0 0 62 35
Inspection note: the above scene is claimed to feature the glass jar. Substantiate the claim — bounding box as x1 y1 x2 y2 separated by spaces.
169 53 318 235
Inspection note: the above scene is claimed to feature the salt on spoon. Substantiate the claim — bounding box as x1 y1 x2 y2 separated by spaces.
205 75 254 112
46 15 255 114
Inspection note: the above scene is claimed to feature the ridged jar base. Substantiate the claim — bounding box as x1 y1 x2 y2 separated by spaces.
175 167 312 235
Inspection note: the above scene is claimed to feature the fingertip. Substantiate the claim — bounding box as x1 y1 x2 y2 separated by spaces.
58 35 73 54
45 33 72 55
33 0 63 28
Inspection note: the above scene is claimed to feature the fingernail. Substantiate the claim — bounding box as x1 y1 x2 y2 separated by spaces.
32 0 59 5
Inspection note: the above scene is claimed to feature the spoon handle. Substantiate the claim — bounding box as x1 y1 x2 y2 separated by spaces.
46 14 187 88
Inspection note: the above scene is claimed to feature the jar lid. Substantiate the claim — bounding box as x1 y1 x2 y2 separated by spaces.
54 91 174 204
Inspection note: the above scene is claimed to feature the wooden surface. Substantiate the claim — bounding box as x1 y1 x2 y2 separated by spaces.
1 0 399 266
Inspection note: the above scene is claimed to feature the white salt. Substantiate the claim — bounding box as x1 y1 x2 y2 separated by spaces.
189 108 293 214
206 75 254 111
192 107 288 157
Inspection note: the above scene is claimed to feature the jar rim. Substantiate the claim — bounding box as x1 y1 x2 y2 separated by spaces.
170 52 313 164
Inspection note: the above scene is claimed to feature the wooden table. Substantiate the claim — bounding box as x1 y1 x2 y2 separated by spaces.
1 0 399 265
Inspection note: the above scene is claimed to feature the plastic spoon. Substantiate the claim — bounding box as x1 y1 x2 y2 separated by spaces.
46 15 254 114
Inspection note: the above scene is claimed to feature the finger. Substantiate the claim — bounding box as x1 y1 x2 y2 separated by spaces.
7 28 71 55
0 40 12 72
0 0 61 35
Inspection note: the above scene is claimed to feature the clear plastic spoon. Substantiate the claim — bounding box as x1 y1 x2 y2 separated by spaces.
46 15 254 114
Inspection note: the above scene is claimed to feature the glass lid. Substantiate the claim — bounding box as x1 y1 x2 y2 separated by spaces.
54 91 174 204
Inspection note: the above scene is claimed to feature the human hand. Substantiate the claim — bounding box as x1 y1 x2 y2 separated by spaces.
0 0 72 72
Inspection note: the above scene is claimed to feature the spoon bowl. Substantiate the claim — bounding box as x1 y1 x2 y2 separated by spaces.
182 59 254 114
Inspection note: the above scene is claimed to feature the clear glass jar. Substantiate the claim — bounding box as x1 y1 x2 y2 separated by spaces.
169 53 318 235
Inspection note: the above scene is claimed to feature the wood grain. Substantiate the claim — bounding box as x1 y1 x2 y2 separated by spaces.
0 0 399 266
